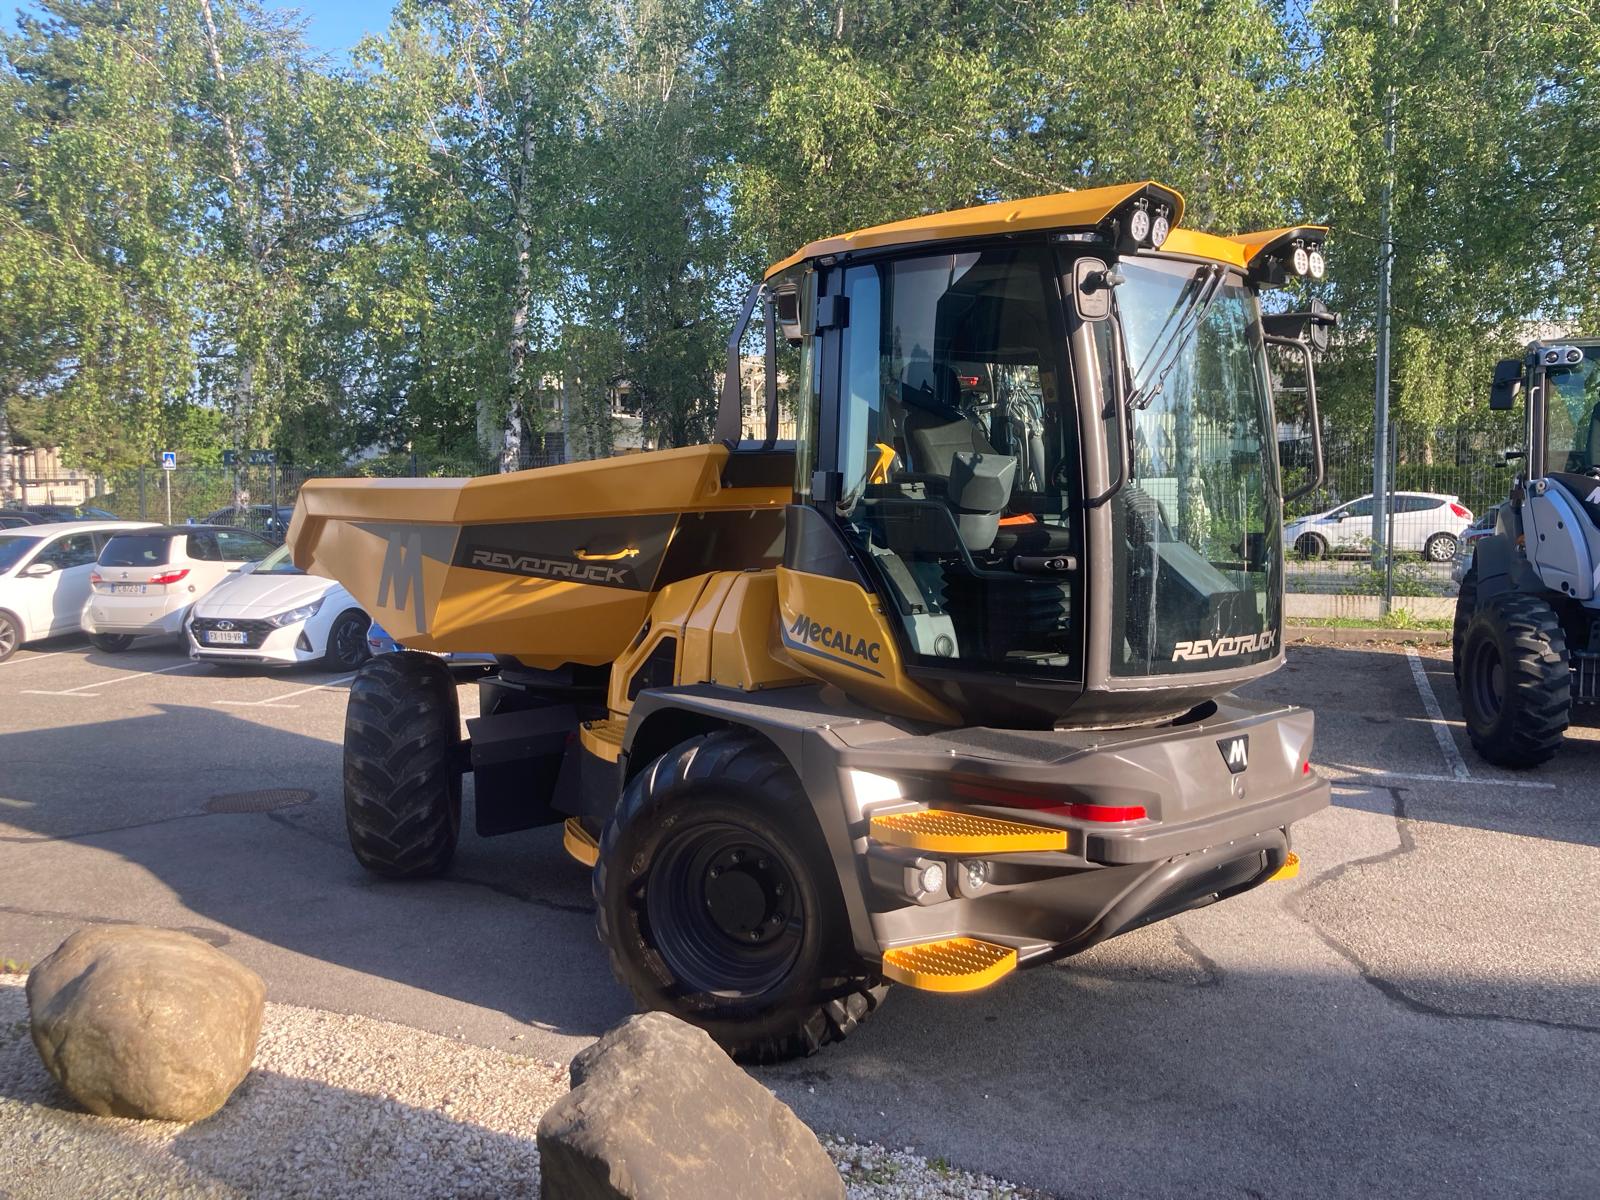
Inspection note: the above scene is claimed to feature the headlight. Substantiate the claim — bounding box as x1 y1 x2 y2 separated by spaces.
1292 246 1310 276
1307 248 1326 279
1128 205 1151 245
266 597 324 627
1150 211 1170 248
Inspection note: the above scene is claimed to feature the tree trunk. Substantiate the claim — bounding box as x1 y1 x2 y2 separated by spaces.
499 88 537 474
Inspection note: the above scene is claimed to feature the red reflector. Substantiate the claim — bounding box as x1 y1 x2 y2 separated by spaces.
1302 761 1313 776
1449 503 1469 519
149 569 190 586
957 375 980 388
1065 802 1147 822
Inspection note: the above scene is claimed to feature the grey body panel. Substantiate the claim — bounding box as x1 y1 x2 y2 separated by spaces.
623 684 1327 965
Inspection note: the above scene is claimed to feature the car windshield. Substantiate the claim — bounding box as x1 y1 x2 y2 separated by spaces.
1105 258 1281 676
253 545 303 575
1543 347 1600 474
0 535 42 574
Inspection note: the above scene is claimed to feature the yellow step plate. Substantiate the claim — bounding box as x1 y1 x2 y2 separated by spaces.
882 937 1018 993
870 809 1067 854
1268 850 1300 881
562 817 600 867
579 718 626 764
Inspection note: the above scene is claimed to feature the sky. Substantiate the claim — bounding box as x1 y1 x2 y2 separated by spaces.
267 1 394 57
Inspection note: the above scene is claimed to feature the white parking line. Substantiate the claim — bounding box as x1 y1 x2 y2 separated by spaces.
1405 647 1471 781
216 674 357 710
1326 768 1555 791
20 661 201 698
0 649 69 668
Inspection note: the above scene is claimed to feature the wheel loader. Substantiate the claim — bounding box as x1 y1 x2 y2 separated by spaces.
289 181 1334 1060
1452 338 1600 766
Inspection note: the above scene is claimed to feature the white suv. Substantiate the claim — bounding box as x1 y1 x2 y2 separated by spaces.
84 525 277 651
0 521 157 661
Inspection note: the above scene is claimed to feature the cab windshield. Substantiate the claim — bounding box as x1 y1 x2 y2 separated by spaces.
1543 348 1600 475
1106 258 1281 675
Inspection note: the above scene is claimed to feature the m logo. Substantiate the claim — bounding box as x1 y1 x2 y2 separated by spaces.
377 530 428 633
1218 735 1249 774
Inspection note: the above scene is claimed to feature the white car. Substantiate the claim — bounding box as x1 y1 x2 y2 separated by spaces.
84 524 278 651
187 543 372 670
1284 492 1473 563
0 521 157 661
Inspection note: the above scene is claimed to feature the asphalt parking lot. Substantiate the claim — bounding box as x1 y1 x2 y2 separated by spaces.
1 634 1597 1198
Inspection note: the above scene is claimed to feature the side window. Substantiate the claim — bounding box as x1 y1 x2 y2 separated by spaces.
42 533 97 568
187 532 222 561
1345 498 1374 519
217 529 273 561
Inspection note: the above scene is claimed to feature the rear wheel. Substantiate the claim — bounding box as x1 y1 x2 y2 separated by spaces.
1295 533 1327 560
0 612 18 663
1451 560 1478 687
1424 532 1458 563
342 651 462 878
88 633 134 653
1459 593 1569 768
595 731 885 1063
322 609 372 671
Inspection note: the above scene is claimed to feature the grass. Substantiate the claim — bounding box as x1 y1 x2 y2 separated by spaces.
0 957 27 974
1290 613 1451 632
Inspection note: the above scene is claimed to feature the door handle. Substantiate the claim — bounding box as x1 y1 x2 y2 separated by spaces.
574 547 641 562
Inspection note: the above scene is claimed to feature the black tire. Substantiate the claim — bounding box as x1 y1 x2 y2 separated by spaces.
342 651 462 878
595 731 885 1063
88 633 134 653
0 611 18 663
1452 559 1478 688
322 609 372 671
1295 533 1327 560
1459 593 1570 768
1424 532 1458 563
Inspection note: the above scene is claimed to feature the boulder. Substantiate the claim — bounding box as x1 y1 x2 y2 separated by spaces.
537 1011 844 1200
27 925 265 1122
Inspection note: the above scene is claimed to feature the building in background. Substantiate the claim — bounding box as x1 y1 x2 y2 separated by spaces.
3 445 97 508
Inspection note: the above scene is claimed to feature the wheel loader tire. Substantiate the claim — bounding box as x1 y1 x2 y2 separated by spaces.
1451 560 1478 688
595 731 886 1063
1459 593 1570 768
342 651 462 878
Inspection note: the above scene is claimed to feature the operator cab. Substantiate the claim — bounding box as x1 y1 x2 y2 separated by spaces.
720 183 1332 726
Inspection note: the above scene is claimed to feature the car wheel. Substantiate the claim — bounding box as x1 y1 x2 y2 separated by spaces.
323 610 372 671
1459 593 1569 768
88 633 135 653
596 731 886 1064
343 651 462 878
1295 533 1327 560
1424 532 1458 563
0 611 18 663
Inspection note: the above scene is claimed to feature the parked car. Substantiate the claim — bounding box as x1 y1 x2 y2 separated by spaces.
197 504 295 540
83 525 277 651
0 512 46 529
5 503 121 522
1284 492 1473 563
187 543 371 669
0 521 158 662
1451 504 1500 585
366 618 497 669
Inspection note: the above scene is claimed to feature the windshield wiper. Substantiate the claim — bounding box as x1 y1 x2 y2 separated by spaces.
1125 264 1227 411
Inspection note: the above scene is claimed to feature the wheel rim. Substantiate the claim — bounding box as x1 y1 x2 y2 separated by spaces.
0 618 14 657
644 821 804 998
332 617 368 667
1468 638 1505 721
1430 537 1454 562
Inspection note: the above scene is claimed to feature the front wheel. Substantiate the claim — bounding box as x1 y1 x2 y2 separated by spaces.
1295 533 1327 560
88 633 134 653
595 731 885 1063
1425 532 1459 563
1459 593 1569 768
342 651 462 878
0 612 18 663
322 609 372 671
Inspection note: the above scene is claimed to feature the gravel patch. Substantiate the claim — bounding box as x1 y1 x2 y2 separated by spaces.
0 976 1040 1199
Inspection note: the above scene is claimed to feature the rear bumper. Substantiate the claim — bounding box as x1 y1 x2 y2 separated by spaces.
84 600 188 636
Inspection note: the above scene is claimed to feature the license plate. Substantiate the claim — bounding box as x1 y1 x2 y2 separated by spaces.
205 630 249 645
111 584 147 595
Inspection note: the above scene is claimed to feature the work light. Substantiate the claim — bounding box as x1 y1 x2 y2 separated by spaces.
1151 209 1171 249
1292 246 1310 276
1128 204 1151 245
1308 249 1326 279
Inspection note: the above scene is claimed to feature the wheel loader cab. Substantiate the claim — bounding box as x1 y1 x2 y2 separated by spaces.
302 181 1334 1062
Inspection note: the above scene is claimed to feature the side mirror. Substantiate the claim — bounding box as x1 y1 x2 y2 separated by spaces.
773 284 802 346
22 561 55 577
1490 359 1522 410
1072 257 1119 323
1261 299 1340 354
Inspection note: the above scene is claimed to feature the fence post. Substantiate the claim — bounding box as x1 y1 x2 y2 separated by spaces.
1382 422 1398 616
138 465 146 520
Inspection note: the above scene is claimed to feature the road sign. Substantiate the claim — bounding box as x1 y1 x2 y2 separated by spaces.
247 449 277 466
222 449 237 467
160 451 176 471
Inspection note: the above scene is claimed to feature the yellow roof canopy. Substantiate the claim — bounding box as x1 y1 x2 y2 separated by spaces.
764 181 1187 279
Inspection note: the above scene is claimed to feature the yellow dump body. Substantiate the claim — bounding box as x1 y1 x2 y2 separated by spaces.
289 444 790 666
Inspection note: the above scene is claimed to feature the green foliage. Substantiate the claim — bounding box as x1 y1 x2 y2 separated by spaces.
1 0 1595 474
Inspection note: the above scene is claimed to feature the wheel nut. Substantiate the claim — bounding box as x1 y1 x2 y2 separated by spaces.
773 883 785 896
709 866 721 878
758 858 769 869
